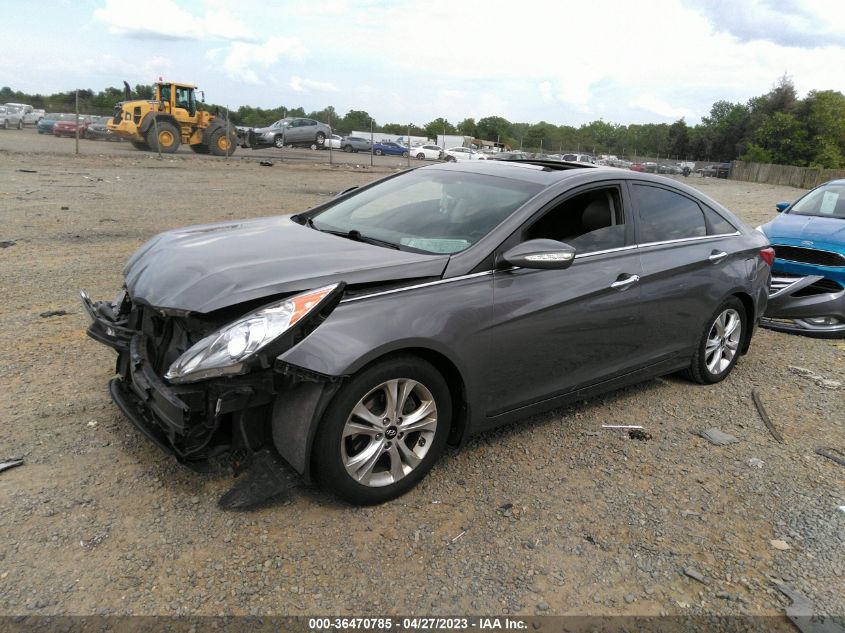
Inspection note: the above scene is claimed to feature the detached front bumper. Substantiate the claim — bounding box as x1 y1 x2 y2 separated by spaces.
761 274 845 338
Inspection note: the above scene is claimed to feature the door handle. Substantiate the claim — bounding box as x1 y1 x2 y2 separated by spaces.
610 274 640 290
708 251 728 263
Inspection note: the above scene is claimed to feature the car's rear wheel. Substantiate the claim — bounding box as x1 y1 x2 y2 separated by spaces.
684 297 746 384
313 356 451 505
343 145 353 153
447 155 456 162
402 151 409 158
315 131 326 146
374 149 383 156
274 135 285 149
416 153 426 160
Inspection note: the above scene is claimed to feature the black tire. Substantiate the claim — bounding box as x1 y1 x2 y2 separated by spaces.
402 151 409 158
17 119 23 130
416 153 426 160
208 127 236 156
313 355 452 505
343 145 353 153
683 297 746 384
3 120 8 130
190 143 210 154
374 149 383 156
146 120 180 153
315 131 326 146
446 155 456 162
274 135 285 149
130 140 149 150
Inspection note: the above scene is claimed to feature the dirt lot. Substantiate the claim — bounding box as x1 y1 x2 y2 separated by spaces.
0 129 843 624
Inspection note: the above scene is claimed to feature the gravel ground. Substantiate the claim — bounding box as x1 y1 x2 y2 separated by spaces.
0 135 842 623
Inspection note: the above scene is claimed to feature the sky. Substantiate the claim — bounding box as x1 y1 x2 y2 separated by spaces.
3 0 845 127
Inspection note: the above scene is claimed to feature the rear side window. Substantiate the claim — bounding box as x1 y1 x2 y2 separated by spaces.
632 184 705 243
703 205 737 235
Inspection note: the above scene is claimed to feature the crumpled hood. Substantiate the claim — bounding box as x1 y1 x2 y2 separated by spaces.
124 216 449 313
765 213 845 245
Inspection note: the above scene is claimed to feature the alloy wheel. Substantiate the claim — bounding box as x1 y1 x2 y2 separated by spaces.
341 378 437 487
704 308 741 375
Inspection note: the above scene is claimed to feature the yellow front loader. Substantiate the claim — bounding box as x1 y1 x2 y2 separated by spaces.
108 81 237 156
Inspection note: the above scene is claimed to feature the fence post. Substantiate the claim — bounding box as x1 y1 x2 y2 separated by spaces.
370 119 374 167
74 90 79 156
225 104 230 159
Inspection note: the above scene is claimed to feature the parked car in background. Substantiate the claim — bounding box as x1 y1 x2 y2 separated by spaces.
757 179 845 338
53 115 94 138
699 163 731 178
23 108 45 126
341 136 372 153
492 151 531 161
442 147 485 161
412 144 442 160
85 116 121 141
82 160 772 505
316 134 343 150
373 141 409 157
38 113 73 135
562 153 595 164
247 117 332 149
0 106 25 129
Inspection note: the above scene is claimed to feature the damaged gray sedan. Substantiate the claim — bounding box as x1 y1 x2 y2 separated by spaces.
83 160 772 506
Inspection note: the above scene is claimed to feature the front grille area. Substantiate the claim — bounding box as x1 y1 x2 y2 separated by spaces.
794 278 844 297
770 274 844 296
773 245 845 267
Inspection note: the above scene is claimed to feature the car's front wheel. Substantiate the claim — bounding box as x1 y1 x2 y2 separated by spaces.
313 356 451 505
684 297 746 384
416 153 426 160
374 149 383 156
274 135 285 149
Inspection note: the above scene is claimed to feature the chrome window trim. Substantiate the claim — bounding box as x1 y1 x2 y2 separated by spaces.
574 245 637 259
340 270 494 303
637 231 740 249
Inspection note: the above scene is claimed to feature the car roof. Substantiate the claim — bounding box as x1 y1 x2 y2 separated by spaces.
417 159 728 194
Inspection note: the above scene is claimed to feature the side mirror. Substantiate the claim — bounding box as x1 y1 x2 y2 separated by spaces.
501 239 576 270
775 202 789 213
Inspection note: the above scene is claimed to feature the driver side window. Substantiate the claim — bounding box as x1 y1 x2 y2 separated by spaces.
525 187 626 254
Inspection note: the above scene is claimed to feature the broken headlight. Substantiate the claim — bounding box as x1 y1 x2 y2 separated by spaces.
165 284 340 384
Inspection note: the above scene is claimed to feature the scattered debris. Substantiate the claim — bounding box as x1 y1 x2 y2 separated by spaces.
39 310 69 318
682 567 708 584
450 530 466 543
788 366 844 390
770 539 791 551
752 389 784 443
601 424 644 430
0 458 24 474
498 502 514 512
776 584 845 633
628 429 652 441
218 449 298 510
86 420 98 428
16 169 37 173
697 427 739 446
0 240 15 248
838 506 845 514
60 206 69 210
80 531 108 550
748 457 765 468
259 161 273 167
815 447 845 468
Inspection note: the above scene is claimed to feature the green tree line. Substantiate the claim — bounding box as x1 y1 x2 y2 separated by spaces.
3 75 843 167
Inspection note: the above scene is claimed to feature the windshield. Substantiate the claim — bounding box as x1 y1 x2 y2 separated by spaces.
309 168 542 254
789 183 845 220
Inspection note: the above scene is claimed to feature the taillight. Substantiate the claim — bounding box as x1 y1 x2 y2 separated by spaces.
759 247 775 266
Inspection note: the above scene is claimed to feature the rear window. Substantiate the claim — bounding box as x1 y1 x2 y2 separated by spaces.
632 184 706 243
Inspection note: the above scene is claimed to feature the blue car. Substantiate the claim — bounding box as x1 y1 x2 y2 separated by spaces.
757 179 845 338
372 141 409 157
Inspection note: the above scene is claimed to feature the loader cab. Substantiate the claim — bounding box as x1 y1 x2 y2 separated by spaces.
154 82 199 119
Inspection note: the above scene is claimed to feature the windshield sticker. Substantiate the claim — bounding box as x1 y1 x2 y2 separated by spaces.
400 238 471 253
820 190 839 215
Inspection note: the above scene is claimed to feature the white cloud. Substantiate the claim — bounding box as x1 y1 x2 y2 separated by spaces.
629 96 694 120
208 37 308 84
93 0 253 41
289 76 339 93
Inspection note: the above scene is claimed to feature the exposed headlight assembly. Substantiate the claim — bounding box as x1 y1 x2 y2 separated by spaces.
165 283 342 384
